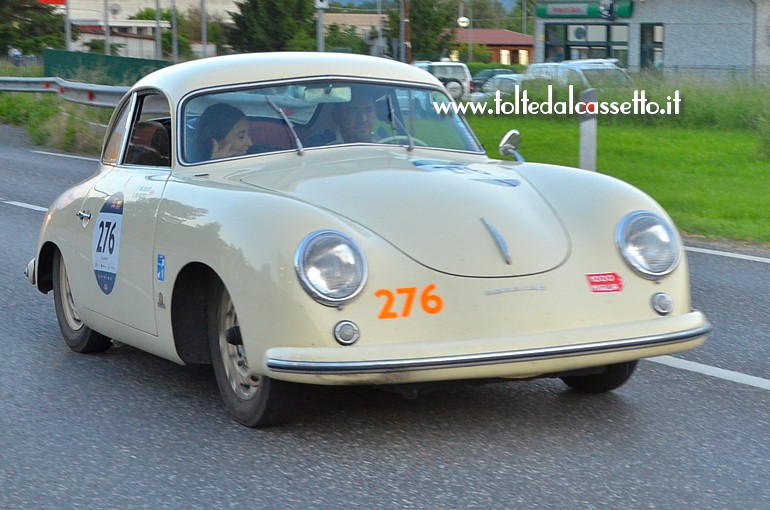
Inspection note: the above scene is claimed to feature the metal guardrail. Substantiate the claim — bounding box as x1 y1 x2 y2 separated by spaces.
0 77 127 108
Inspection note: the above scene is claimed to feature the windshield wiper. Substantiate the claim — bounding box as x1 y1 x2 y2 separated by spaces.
386 95 414 151
267 97 304 156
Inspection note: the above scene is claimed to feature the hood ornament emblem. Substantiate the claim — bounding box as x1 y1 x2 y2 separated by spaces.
481 218 512 265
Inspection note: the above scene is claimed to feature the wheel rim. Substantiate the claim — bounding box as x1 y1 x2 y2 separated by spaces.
58 257 83 332
218 290 259 400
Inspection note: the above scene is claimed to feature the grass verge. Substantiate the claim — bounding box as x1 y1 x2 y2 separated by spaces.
467 115 770 244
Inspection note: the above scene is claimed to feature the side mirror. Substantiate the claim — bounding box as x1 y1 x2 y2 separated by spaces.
498 129 524 162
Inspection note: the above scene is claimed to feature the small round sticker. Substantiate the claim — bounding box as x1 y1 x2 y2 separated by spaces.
92 193 123 295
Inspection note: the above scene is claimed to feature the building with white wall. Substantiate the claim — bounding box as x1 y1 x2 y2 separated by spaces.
534 0 770 74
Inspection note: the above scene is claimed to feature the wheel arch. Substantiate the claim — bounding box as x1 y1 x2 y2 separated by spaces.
36 241 59 294
171 262 222 365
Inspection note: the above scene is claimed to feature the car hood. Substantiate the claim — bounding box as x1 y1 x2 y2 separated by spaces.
239 152 569 277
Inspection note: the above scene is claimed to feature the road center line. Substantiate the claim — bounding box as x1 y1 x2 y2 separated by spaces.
649 355 770 391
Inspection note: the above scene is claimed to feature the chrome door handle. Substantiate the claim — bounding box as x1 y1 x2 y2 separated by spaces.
76 210 91 220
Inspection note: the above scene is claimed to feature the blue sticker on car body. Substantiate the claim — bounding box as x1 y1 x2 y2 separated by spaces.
157 254 166 281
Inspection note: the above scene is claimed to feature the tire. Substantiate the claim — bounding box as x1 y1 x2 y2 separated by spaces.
561 360 638 393
442 78 464 100
208 280 298 428
52 251 112 353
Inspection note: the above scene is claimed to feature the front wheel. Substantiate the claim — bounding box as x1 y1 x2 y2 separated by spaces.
52 251 112 353
561 361 638 393
208 281 298 428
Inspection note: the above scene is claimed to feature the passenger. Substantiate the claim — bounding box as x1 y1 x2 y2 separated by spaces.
189 103 252 162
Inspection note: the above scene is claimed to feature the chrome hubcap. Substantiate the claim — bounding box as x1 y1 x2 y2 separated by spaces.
59 258 83 332
218 291 259 400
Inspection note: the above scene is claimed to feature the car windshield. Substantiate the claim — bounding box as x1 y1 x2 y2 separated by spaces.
181 81 482 163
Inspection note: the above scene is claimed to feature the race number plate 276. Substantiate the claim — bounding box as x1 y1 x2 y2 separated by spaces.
92 193 124 295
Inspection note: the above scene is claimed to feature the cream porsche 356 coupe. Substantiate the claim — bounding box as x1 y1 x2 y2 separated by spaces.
27 53 710 427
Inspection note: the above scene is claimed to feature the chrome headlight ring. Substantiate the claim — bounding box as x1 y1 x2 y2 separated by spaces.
616 211 682 280
295 230 368 307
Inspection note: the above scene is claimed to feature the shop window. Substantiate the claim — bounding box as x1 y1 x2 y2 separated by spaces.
641 24 664 69
544 22 629 66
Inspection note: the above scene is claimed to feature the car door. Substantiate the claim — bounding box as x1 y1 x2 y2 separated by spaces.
72 91 172 336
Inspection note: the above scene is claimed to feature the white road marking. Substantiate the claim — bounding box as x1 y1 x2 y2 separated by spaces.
650 356 770 391
1 199 48 212
686 246 770 264
32 150 99 162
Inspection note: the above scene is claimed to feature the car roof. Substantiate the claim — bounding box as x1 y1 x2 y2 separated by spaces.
132 52 443 100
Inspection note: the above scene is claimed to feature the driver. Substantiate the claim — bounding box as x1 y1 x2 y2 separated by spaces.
331 89 379 143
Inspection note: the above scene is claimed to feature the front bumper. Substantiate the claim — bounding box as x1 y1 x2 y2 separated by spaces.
264 311 710 384
25 258 36 285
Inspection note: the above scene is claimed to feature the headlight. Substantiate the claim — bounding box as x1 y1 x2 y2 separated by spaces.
616 211 681 279
295 230 367 306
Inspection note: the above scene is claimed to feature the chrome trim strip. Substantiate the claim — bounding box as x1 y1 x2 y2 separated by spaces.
267 323 712 375
481 218 512 265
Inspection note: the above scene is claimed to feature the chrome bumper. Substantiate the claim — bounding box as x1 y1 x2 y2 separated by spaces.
267 322 711 375
25 258 36 285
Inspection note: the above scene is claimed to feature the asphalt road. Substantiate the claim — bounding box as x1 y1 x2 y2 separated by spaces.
1 124 768 509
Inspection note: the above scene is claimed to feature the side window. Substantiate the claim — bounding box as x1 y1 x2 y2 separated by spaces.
124 92 172 167
101 102 132 166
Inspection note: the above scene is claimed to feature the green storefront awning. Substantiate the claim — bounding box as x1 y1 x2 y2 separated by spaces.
536 1 634 19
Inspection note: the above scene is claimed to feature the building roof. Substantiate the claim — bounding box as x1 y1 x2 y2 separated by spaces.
455 29 534 47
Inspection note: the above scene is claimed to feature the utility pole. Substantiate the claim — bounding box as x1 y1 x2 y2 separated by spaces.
172 0 178 63
401 0 411 63
155 0 162 59
315 0 328 52
103 0 111 55
201 0 208 57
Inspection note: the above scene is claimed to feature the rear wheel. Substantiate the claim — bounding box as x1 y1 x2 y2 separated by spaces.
52 251 112 353
561 361 638 393
208 281 298 427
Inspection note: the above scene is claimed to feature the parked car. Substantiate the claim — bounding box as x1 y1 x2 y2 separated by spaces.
413 60 473 100
470 74 536 102
472 68 514 90
527 58 633 88
27 52 709 428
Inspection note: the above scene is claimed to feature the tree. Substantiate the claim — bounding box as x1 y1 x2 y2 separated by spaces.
179 7 227 50
465 0 508 29
0 0 77 55
130 7 197 59
228 0 315 53
326 24 368 54
456 42 492 63
83 40 125 56
386 0 459 61
505 0 535 35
